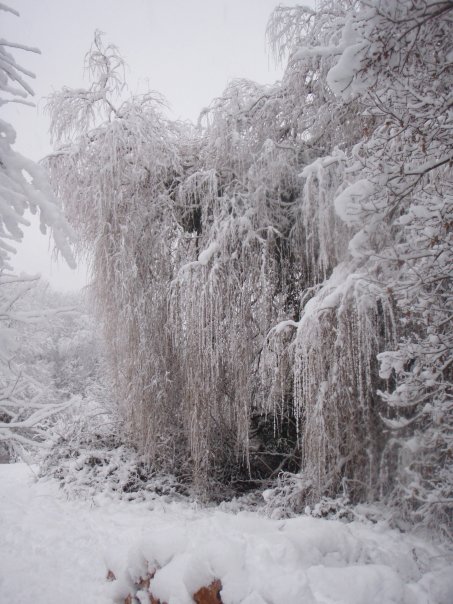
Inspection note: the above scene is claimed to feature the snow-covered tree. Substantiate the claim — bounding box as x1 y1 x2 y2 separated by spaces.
47 1 452 533
327 0 453 532
0 277 74 458
266 0 452 532
0 278 104 461
46 34 305 491
0 4 76 458
0 4 75 271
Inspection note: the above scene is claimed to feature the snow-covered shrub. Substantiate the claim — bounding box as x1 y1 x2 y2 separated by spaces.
0 278 105 461
0 276 77 460
40 398 190 501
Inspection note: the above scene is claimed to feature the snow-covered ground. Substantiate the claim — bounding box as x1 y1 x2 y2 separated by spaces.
0 464 452 604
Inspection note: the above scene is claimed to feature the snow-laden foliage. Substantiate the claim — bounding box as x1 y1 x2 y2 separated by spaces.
0 281 101 460
46 49 309 493
341 0 453 533
0 277 75 458
39 397 191 502
46 2 452 534
0 4 75 271
0 5 78 458
268 0 452 532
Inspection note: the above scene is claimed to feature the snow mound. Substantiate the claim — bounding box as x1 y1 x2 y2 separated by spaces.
1 464 452 604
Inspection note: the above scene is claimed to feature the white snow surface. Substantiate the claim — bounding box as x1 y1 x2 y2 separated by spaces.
198 241 220 266
1 464 452 604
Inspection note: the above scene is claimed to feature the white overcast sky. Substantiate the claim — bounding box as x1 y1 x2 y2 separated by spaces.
3 0 302 290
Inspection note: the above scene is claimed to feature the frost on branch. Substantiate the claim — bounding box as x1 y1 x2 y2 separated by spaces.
333 0 452 533
0 6 78 459
262 0 453 533
0 277 81 458
0 4 75 271
46 30 126 142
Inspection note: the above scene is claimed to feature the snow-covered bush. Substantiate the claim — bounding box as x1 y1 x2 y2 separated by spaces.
39 397 190 502
0 276 77 460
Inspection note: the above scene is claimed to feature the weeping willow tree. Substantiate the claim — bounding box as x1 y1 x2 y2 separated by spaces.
46 0 452 533
46 48 306 492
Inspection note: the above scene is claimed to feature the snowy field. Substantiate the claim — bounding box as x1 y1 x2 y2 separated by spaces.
1 464 452 604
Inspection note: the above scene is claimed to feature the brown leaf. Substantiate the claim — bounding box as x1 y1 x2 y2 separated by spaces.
193 579 223 604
